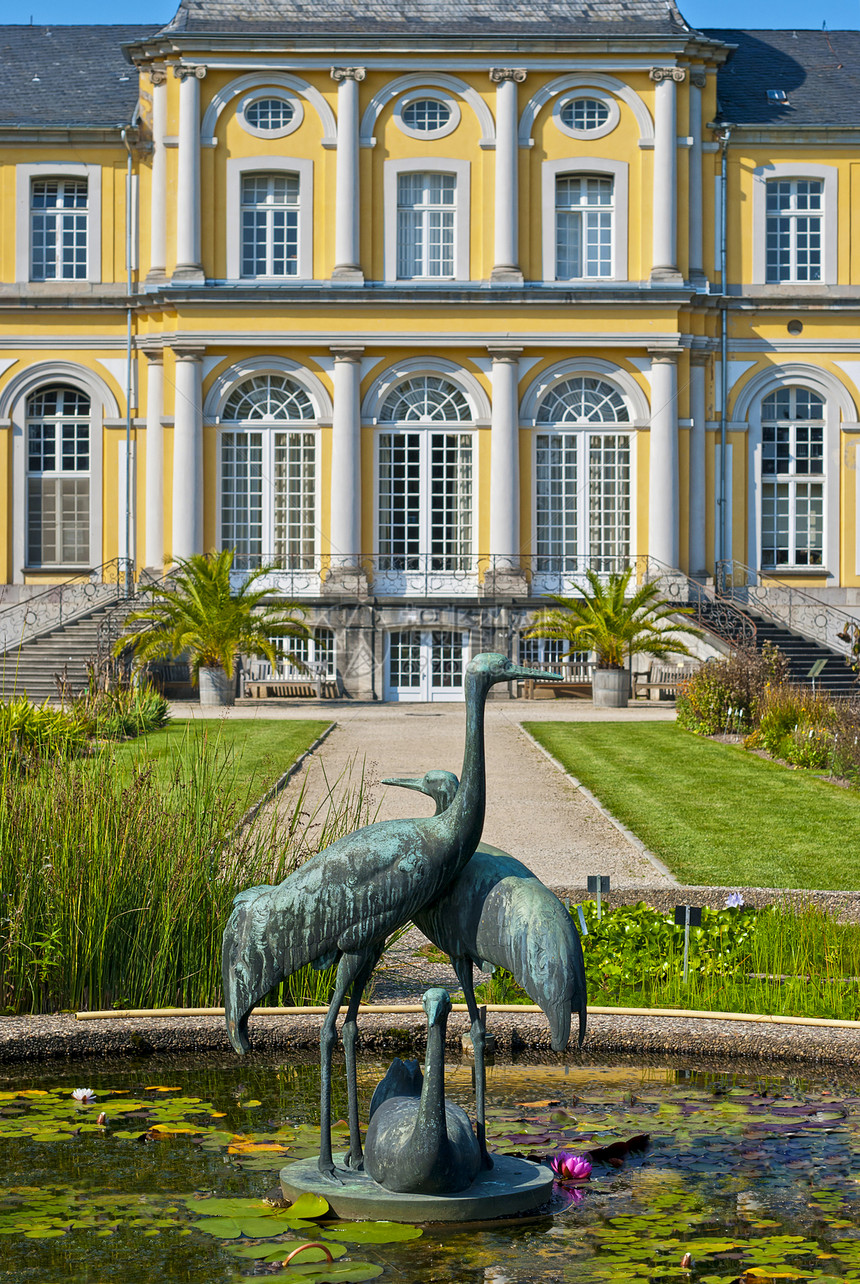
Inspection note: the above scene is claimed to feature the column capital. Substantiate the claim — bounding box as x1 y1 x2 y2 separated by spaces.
149 68 168 86
331 66 366 82
649 66 686 83
489 67 527 83
330 345 365 363
141 348 164 365
171 343 205 362
174 63 207 81
487 344 523 363
689 350 711 367
648 347 683 364
690 68 707 89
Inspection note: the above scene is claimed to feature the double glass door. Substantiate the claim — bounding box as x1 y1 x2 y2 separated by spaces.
384 630 466 702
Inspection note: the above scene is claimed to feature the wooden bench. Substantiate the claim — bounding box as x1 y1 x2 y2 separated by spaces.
522 679 592 700
632 662 698 701
243 677 340 699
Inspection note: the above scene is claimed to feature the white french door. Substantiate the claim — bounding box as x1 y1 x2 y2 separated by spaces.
384 630 466 702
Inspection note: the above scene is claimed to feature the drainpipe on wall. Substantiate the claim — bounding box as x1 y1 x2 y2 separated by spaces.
121 126 135 598
718 126 732 578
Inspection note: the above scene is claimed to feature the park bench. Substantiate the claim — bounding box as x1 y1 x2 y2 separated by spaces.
632 661 698 701
243 677 340 699
521 658 593 700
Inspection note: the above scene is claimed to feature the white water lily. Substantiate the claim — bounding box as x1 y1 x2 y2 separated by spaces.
71 1088 96 1104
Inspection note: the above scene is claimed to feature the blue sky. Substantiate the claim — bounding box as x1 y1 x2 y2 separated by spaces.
10 0 860 25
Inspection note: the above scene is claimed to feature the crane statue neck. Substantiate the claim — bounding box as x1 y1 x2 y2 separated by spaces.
414 1001 449 1147
444 670 489 859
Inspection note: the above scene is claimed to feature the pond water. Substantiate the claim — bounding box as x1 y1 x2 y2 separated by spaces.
3 1052 860 1284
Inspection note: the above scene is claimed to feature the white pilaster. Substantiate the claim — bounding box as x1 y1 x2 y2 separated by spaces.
144 352 165 571
688 354 708 576
489 69 526 285
172 64 206 285
329 346 363 567
146 70 168 285
688 70 706 286
650 67 685 285
648 350 680 569
489 346 522 567
171 346 204 561
331 67 365 284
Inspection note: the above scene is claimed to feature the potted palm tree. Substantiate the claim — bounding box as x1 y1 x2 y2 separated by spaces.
113 550 311 707
526 568 701 708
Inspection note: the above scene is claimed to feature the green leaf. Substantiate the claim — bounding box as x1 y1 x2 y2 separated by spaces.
258 1264 383 1284
286 1194 330 1220
228 1241 348 1262
323 1221 423 1244
191 1216 289 1239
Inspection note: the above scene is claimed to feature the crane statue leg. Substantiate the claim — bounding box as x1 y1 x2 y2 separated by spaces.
319 949 371 1181
341 944 383 1172
453 956 493 1171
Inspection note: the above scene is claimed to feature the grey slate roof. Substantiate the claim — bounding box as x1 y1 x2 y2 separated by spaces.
708 29 860 127
0 26 155 128
161 0 691 36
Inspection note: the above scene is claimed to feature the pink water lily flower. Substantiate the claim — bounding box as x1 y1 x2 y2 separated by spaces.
71 1088 96 1104
549 1151 592 1182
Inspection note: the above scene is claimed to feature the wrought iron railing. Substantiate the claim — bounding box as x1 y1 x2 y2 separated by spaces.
715 560 859 659
95 566 176 668
0 559 132 657
642 557 757 650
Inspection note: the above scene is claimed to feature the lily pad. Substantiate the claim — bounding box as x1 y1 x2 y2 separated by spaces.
286 1194 330 1220
259 1264 383 1283
323 1221 423 1244
228 1240 348 1262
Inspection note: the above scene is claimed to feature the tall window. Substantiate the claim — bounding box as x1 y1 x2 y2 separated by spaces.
26 385 91 566
397 173 455 279
766 179 822 283
535 376 630 572
241 173 300 278
220 374 317 569
269 626 335 678
377 376 473 571
761 387 824 567
556 175 613 279
31 178 88 280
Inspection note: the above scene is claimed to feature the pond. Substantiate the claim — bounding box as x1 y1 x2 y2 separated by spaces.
3 1052 860 1284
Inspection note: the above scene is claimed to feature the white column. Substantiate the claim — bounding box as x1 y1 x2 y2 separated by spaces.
329 346 363 567
331 67 365 284
146 69 168 285
688 355 708 575
489 69 525 285
171 346 204 561
648 350 680 569
172 63 206 284
144 352 165 570
688 71 706 285
650 67 685 284
489 346 522 567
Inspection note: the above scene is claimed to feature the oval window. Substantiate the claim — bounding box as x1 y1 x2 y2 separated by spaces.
560 97 610 132
244 97 294 132
401 98 452 132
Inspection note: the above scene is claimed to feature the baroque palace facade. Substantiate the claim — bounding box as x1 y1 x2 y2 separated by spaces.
1 2 859 699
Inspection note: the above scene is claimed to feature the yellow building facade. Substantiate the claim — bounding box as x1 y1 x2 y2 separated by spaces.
1 5 858 698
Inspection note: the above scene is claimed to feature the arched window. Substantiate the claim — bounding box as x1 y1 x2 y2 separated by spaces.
376 376 474 574
761 386 824 567
220 375 317 570
534 375 631 575
26 384 91 566
240 172 301 278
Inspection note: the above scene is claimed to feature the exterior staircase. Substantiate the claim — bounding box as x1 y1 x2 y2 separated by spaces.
739 612 856 696
0 600 135 704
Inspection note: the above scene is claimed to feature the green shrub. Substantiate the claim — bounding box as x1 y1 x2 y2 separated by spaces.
677 642 790 737
74 680 171 740
0 698 89 772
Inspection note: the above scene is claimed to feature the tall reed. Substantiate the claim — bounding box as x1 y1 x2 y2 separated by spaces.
0 737 375 1014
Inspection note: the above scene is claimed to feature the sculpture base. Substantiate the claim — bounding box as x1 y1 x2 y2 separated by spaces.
280 1152 554 1223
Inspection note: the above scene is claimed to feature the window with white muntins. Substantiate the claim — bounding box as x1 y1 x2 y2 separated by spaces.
31 179 88 281
268 626 336 678
535 376 631 573
377 376 473 571
761 387 824 567
26 385 91 566
241 173 300 278
219 374 317 570
555 175 613 279
766 179 822 283
396 173 456 279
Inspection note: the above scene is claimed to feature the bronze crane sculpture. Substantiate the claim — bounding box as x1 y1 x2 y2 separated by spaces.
221 651 560 1181
383 769 587 1168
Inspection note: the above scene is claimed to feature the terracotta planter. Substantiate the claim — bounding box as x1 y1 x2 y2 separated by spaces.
591 668 630 708
199 666 235 707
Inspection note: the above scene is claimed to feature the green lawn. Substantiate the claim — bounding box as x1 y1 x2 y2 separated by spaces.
109 718 331 810
525 721 860 890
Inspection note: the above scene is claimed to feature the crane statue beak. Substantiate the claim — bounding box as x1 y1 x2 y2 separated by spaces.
505 664 565 684
382 776 427 793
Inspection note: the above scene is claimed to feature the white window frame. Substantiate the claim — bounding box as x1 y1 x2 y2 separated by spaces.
236 88 303 140
541 157 628 283
383 158 470 283
374 426 476 568
16 162 102 284
553 89 620 141
393 90 461 141
226 156 313 281
25 385 93 569
752 163 837 286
